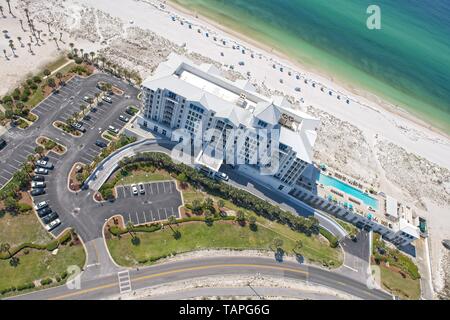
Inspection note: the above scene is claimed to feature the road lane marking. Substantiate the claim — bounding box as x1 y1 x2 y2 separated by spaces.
48 264 309 300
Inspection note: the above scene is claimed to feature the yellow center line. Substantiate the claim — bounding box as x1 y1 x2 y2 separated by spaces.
49 263 308 300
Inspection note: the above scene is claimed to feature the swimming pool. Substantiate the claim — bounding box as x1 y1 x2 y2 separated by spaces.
318 173 378 209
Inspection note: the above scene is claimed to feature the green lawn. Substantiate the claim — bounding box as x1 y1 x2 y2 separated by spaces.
26 89 45 108
0 212 50 247
116 170 172 186
380 265 420 300
107 220 342 267
0 245 85 290
0 210 86 294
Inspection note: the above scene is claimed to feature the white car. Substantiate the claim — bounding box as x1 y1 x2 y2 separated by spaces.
131 184 138 195
108 125 119 134
138 183 145 194
102 96 112 103
214 171 229 181
45 219 61 231
31 181 46 189
119 115 129 122
34 200 49 211
34 167 49 175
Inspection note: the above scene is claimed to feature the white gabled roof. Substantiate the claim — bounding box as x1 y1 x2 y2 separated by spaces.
254 102 281 125
142 53 320 164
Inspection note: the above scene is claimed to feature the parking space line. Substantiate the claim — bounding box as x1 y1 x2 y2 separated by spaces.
162 182 166 193
171 207 175 218
135 212 140 225
164 208 168 220
122 186 126 198
157 209 161 221
156 183 159 194
128 212 132 223
142 211 147 223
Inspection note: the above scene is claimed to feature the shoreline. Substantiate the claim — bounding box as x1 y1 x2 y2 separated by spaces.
166 0 450 140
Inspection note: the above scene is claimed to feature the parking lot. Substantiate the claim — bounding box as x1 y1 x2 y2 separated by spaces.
0 142 37 188
114 181 183 225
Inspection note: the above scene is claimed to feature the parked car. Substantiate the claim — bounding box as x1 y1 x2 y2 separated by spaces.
71 122 86 133
0 138 6 150
102 96 112 103
36 160 54 169
42 212 58 225
138 183 145 194
31 181 46 189
214 171 229 181
45 219 61 231
83 96 92 103
32 175 45 182
119 115 129 122
83 115 91 121
108 125 119 134
31 188 46 196
37 207 52 218
125 107 135 116
34 200 49 211
131 184 138 195
34 167 49 175
95 140 107 148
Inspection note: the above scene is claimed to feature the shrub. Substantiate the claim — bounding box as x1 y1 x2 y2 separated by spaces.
40 278 53 286
17 283 35 291
18 203 32 213
320 228 339 248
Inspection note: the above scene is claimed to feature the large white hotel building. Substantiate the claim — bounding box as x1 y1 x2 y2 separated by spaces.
137 53 421 246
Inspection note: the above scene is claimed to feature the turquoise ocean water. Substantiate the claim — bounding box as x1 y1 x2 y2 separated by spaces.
172 0 450 134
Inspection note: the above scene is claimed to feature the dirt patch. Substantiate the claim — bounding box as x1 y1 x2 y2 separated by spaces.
68 162 86 191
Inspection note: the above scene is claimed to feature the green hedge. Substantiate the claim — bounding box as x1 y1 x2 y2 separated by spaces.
0 230 73 260
319 227 339 248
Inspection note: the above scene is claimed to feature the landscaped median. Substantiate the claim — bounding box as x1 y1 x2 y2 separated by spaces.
36 136 67 155
106 215 342 268
102 151 343 268
372 233 421 299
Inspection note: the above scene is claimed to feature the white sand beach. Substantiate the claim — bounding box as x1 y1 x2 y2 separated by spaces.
1 0 449 295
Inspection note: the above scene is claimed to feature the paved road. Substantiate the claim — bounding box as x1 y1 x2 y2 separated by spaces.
9 256 392 300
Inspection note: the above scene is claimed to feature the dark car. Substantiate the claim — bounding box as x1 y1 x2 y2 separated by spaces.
31 188 46 196
125 107 135 116
37 207 52 218
95 140 107 148
0 138 6 150
32 175 45 182
36 159 54 169
42 212 58 225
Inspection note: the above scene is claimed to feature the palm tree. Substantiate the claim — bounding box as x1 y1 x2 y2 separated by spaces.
73 48 78 56
0 243 11 259
89 51 95 63
272 238 283 252
293 240 303 256
0 6 4 18
9 41 16 57
17 36 24 47
55 72 63 85
79 104 86 116
59 32 63 42
29 35 33 43
6 0 12 16
19 19 25 31
69 42 74 54
46 22 52 35
24 8 30 24
80 48 84 57
53 37 59 50
99 55 106 69
3 49 8 60
126 221 135 239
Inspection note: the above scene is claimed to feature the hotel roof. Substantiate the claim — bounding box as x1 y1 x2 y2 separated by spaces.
142 53 319 164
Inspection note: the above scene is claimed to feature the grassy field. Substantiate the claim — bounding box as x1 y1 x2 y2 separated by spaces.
0 210 86 292
0 212 50 246
0 245 85 289
117 170 172 186
380 265 420 300
107 219 342 267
